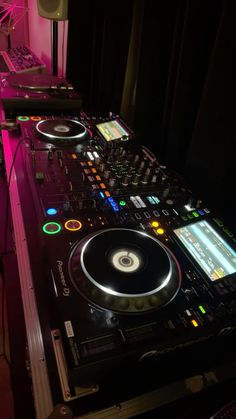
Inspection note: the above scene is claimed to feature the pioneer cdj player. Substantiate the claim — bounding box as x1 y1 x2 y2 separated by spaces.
2 114 236 414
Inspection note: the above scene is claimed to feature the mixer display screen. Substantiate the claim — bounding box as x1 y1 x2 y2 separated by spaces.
96 119 129 142
174 220 236 281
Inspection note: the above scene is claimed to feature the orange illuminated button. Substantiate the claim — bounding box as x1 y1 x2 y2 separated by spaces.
96 175 101 181
151 221 159 228
71 154 77 159
31 116 42 121
100 183 106 189
105 191 111 197
87 161 93 166
191 319 199 328
156 228 164 235
91 168 97 173
64 219 82 231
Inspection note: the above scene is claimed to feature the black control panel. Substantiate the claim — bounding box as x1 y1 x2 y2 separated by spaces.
7 114 236 399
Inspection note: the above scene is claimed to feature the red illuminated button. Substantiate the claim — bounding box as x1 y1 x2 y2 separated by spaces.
64 219 82 231
31 116 42 121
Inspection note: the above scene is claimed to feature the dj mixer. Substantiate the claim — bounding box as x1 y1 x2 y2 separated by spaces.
2 114 236 416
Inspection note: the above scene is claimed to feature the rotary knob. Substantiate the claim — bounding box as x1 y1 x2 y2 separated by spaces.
109 178 116 187
99 163 106 172
138 160 146 173
104 170 111 179
121 175 129 186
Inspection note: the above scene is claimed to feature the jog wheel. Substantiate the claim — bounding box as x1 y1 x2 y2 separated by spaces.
35 118 91 147
68 228 182 313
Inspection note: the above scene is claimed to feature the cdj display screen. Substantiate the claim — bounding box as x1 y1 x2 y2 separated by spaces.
96 119 129 142
174 220 236 281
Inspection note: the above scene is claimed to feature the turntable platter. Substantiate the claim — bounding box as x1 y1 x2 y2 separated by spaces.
35 119 91 146
69 228 182 313
6 73 72 91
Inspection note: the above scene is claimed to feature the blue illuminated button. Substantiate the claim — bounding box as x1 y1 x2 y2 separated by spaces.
46 208 57 216
42 222 61 235
197 209 205 216
108 197 120 212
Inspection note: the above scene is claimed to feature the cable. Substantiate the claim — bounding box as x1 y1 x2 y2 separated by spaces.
3 137 24 255
61 20 66 78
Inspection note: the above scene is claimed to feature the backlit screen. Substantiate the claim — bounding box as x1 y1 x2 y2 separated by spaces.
96 120 129 142
174 220 236 281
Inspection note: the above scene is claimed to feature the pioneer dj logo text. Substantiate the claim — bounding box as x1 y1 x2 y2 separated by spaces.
57 260 70 297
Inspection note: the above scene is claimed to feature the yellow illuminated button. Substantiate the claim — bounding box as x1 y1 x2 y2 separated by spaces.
91 168 97 173
31 116 42 121
64 219 82 231
151 221 159 228
71 154 77 159
156 228 164 235
105 191 111 197
96 175 101 181
191 319 199 328
87 161 93 166
100 183 106 189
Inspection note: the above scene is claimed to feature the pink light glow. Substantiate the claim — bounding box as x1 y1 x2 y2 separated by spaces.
27 0 68 76
0 1 27 35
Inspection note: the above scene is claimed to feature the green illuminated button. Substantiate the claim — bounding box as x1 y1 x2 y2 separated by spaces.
18 116 29 121
119 200 126 206
199 305 206 314
42 222 61 235
192 211 199 218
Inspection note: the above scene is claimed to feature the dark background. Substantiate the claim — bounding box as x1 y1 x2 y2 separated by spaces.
67 0 236 231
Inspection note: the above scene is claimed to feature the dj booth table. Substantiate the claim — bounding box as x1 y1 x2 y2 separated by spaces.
1 77 236 418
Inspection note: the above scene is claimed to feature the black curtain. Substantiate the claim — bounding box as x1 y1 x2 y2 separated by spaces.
66 0 134 114
67 0 236 227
